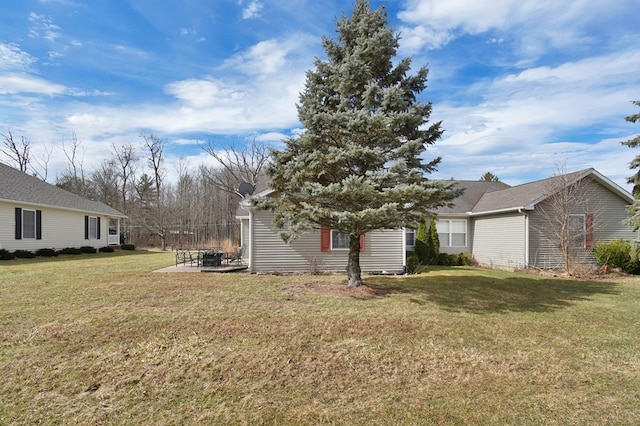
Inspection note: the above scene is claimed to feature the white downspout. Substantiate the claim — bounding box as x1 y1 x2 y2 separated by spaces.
518 208 529 268
402 227 407 272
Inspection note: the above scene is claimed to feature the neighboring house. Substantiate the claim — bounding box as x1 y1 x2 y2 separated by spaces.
431 168 637 269
0 162 126 252
238 168 637 273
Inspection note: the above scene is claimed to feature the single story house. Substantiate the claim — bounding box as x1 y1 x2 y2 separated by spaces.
0 162 126 253
238 168 638 273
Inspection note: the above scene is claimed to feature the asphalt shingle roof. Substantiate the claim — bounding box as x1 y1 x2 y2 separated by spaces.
434 180 511 215
0 162 125 217
470 169 591 214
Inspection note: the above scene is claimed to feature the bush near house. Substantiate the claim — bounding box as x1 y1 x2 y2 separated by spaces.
35 248 58 257
13 250 36 259
0 249 15 260
57 247 83 255
405 253 422 274
99 246 115 253
121 244 136 251
594 240 640 274
80 246 97 254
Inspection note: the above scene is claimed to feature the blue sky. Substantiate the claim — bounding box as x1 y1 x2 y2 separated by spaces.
1 0 639 190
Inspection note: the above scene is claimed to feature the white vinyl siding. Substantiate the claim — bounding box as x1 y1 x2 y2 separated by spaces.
249 209 404 274
0 201 108 252
472 214 527 268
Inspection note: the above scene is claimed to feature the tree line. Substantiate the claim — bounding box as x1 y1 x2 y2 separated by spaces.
1 130 269 250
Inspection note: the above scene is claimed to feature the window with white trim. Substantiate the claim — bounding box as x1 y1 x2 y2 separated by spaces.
88 216 98 239
405 228 416 248
22 209 36 239
569 214 586 248
331 230 349 250
436 219 467 247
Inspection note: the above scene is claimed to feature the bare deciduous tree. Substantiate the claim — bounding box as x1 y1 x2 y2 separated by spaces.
58 132 88 196
534 166 602 275
202 138 270 196
31 143 52 181
112 142 138 213
140 133 168 250
1 130 31 172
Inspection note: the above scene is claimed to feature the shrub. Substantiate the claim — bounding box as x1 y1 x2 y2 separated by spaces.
14 249 36 259
414 216 429 264
594 240 640 274
437 252 452 266
58 247 82 255
594 240 631 270
121 244 136 251
35 248 58 257
456 252 474 266
405 254 423 274
99 246 115 253
0 249 15 260
80 246 97 254
628 242 640 275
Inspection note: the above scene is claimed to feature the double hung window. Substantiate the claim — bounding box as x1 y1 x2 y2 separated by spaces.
436 219 467 247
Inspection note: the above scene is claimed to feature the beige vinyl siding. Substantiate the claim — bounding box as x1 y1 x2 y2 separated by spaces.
250 210 404 274
436 216 472 255
472 213 527 268
528 178 638 269
1 202 108 252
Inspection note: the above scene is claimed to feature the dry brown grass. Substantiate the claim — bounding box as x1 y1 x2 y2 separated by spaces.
1 252 639 425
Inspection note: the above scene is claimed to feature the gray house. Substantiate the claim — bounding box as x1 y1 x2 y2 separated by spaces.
431 168 637 269
0 162 125 252
239 168 637 273
237 188 406 274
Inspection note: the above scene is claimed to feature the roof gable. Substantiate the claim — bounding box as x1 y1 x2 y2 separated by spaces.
0 162 125 217
470 168 633 215
434 180 511 215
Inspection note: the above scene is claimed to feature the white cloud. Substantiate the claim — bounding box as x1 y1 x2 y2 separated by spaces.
222 39 292 75
427 47 640 189
165 79 247 108
0 43 37 71
242 1 264 20
396 0 633 59
0 74 66 95
28 12 62 42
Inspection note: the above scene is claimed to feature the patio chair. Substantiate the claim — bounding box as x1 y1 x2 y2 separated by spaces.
175 248 196 267
228 245 245 264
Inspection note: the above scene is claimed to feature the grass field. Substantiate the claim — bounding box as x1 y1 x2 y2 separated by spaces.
1 251 639 425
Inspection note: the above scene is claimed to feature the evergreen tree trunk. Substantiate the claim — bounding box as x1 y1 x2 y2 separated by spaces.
347 234 363 287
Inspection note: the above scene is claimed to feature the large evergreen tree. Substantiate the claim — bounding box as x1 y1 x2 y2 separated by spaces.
622 100 640 230
264 0 460 286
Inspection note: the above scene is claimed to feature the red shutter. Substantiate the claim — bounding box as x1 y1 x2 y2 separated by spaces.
585 213 594 250
359 234 365 252
321 227 331 252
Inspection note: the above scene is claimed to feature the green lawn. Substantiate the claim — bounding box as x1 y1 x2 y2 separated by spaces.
1 251 639 425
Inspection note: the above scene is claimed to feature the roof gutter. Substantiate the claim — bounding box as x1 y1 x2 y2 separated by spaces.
466 205 535 217
0 197 127 218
